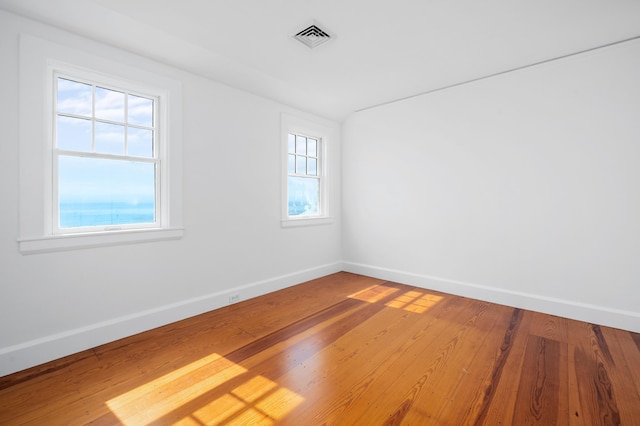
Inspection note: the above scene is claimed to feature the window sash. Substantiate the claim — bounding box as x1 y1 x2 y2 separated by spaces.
54 74 158 157
52 152 161 233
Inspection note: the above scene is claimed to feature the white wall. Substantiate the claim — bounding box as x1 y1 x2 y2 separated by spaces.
343 39 640 332
0 10 342 376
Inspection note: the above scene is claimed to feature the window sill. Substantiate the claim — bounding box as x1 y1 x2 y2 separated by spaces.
281 216 333 228
18 227 184 255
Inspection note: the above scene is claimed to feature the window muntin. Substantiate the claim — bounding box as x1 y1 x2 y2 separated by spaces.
54 75 159 232
287 133 321 217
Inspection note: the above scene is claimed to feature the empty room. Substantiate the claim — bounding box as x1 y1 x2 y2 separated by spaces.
1 1 639 424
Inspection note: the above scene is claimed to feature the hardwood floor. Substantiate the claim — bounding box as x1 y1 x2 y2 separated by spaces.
1 272 639 425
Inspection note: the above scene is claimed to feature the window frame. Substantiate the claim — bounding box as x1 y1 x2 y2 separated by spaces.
52 72 162 234
18 34 183 254
287 132 322 217
281 113 333 227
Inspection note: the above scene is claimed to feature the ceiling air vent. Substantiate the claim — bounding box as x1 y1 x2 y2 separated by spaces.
294 24 331 49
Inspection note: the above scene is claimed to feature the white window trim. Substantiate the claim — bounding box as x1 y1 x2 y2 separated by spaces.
281 113 335 228
18 34 183 254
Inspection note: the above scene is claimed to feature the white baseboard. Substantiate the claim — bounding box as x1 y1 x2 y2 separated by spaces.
0 262 343 377
343 262 640 333
4 261 637 377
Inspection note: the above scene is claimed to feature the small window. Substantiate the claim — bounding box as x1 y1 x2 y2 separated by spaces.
281 113 334 227
287 133 321 217
54 76 159 233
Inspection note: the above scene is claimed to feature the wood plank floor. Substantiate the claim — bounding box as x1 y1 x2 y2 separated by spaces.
1 272 639 425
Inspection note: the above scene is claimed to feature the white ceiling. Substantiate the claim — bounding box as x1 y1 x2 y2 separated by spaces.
2 0 640 121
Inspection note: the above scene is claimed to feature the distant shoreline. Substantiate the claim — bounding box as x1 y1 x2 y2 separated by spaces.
60 201 155 228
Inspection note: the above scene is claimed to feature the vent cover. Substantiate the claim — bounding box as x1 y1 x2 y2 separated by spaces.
294 25 331 49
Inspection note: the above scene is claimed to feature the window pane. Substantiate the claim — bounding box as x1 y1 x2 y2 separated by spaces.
128 128 153 157
58 155 155 228
288 176 319 216
95 87 125 122
308 139 317 157
57 78 91 116
95 122 125 155
128 94 153 127
296 135 307 155
288 154 295 174
288 133 295 154
57 116 92 152
308 158 317 176
296 156 306 174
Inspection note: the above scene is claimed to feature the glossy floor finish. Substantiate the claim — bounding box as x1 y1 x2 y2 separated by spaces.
1 272 639 425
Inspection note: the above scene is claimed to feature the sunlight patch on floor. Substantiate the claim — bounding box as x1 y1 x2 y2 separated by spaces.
348 284 400 303
349 285 443 313
107 352 303 425
385 290 443 313
189 374 305 424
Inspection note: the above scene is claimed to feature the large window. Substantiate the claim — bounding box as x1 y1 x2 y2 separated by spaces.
54 76 159 232
18 34 183 254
